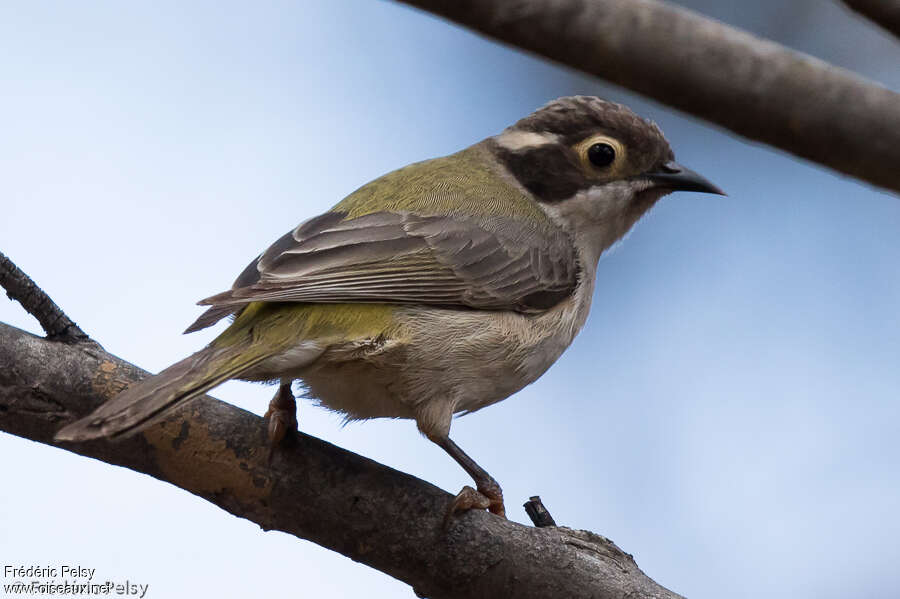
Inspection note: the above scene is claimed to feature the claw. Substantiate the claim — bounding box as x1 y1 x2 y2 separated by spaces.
442 483 505 529
443 486 491 529
429 434 506 528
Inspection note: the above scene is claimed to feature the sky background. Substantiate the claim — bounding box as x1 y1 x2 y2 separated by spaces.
2 1 899 597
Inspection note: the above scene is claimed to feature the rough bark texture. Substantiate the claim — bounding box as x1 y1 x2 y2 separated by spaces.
0 322 683 599
0 250 89 343
397 0 900 194
842 0 900 38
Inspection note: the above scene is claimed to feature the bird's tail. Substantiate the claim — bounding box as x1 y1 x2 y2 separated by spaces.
54 340 272 442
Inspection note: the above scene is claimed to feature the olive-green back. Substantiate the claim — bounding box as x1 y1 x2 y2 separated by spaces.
332 143 552 226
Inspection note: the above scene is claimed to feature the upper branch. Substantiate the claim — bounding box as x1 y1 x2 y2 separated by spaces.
0 321 683 599
0 251 90 342
841 0 900 39
397 0 900 194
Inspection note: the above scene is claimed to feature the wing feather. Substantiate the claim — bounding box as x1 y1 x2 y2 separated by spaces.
191 210 577 328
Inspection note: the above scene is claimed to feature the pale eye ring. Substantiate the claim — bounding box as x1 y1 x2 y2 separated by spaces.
587 142 616 168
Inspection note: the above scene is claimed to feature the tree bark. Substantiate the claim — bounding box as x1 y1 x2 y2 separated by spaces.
841 0 900 39
0 322 683 599
0 251 89 343
396 0 900 194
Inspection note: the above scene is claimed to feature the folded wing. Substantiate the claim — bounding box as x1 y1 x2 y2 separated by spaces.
186 210 577 332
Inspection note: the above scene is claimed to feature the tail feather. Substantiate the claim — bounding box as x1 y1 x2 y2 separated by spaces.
55 344 271 442
183 305 239 334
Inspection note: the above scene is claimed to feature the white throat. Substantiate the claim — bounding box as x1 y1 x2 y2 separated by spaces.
540 181 661 268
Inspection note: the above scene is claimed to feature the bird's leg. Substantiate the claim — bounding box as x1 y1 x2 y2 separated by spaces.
264 380 297 463
431 435 506 526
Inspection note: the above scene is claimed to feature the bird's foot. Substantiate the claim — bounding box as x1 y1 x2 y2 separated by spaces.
443 482 505 529
264 382 297 464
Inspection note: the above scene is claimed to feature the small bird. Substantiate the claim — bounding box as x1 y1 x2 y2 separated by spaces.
56 96 722 520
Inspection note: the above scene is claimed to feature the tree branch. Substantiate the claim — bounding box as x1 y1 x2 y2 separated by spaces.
841 0 900 39
0 250 90 343
0 321 683 599
396 0 900 194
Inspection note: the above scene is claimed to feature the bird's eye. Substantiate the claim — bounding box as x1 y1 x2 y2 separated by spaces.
587 143 616 168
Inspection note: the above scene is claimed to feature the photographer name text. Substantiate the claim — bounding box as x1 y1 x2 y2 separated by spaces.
3 564 149 597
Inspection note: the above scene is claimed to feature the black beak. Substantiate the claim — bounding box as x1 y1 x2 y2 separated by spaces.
643 161 725 195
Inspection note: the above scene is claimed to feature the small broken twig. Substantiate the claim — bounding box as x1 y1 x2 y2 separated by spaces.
0 250 90 343
524 495 557 528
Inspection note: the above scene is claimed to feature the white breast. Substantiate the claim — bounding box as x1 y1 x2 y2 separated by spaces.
392 246 597 417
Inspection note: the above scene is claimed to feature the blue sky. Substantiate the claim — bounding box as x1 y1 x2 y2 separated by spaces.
2 1 898 597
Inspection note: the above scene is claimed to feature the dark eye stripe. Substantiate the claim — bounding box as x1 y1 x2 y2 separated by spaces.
490 142 587 203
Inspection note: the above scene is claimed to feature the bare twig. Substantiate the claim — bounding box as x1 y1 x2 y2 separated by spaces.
0 251 90 343
0 321 684 599
524 495 558 527
841 0 900 39
396 0 900 194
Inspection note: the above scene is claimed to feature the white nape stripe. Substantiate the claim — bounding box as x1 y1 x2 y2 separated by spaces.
494 129 560 151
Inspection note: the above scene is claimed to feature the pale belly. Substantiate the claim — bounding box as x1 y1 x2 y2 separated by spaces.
293 298 585 424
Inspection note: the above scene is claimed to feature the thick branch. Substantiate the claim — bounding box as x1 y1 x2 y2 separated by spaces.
397 0 900 194
841 0 900 39
0 322 682 599
0 251 89 342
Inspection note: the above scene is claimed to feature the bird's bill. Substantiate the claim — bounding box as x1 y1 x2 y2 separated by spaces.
642 160 725 195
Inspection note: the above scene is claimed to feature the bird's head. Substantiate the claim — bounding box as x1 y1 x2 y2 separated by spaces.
489 96 723 261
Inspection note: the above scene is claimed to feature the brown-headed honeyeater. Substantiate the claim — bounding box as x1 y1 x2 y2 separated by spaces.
56 97 723 520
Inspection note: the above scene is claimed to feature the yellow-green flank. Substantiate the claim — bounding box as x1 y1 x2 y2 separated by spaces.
212 302 398 352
